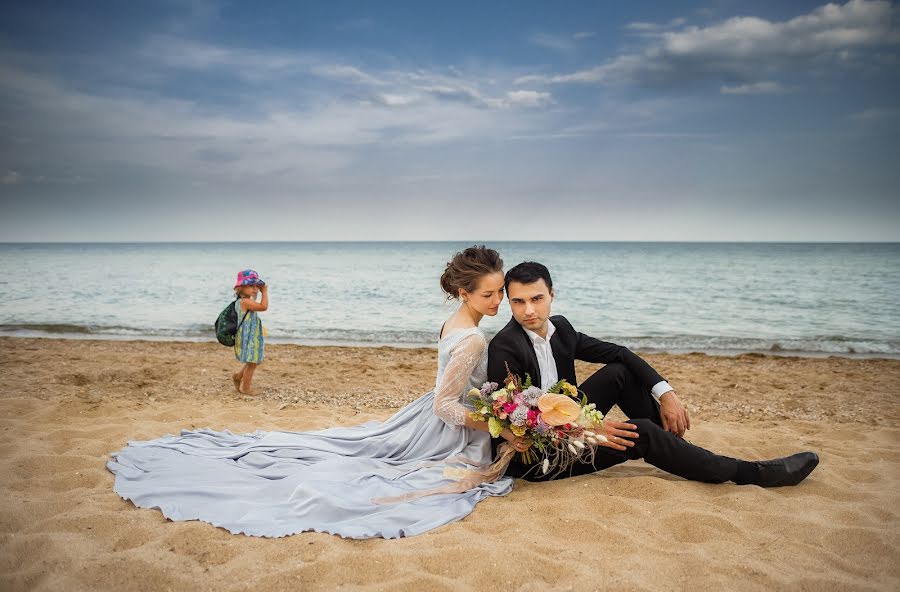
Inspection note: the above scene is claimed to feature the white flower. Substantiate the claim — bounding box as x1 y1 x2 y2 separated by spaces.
510 406 529 427
522 386 542 407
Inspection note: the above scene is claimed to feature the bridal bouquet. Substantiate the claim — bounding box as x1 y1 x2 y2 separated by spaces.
467 370 607 477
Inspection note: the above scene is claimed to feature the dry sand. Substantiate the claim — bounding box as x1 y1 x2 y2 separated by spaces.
1 337 898 591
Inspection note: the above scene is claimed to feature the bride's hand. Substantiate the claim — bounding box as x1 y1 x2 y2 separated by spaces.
500 429 532 452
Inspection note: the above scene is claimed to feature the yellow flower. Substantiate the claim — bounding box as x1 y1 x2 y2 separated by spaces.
491 388 509 401
562 382 579 397
469 388 481 397
488 417 504 438
538 394 582 426
511 424 527 437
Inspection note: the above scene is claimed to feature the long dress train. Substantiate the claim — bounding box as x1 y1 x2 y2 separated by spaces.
107 327 513 539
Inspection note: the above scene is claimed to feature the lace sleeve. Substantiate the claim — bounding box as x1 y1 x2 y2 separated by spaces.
433 333 486 428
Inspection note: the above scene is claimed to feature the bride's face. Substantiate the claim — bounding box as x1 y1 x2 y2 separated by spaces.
461 272 505 317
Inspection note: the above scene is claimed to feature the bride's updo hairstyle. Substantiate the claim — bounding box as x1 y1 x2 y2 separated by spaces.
440 246 504 300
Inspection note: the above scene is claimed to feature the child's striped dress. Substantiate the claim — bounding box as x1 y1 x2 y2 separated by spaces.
234 300 264 363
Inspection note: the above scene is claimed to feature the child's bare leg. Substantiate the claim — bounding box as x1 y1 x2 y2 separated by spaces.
232 365 245 392
240 363 258 395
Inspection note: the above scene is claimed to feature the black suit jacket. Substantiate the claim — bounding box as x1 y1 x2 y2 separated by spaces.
486 315 664 390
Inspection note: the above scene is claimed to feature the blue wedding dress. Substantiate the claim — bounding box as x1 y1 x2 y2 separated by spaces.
107 327 514 539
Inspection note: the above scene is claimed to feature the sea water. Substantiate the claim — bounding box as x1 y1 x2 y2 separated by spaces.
2 242 898 357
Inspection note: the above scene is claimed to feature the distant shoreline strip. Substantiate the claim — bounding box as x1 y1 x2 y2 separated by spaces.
1 324 897 360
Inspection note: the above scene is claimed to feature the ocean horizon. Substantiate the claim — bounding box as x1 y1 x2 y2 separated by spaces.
4 241 899 358
4 240 898 245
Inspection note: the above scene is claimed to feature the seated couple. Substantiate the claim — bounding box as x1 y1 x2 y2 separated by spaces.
108 246 818 539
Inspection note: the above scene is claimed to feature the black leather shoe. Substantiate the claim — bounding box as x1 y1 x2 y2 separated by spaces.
755 452 819 487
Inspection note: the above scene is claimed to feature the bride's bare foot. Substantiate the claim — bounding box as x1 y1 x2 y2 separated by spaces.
231 373 242 393
240 387 258 396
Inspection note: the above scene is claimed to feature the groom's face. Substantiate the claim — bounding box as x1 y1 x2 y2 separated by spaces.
507 279 554 336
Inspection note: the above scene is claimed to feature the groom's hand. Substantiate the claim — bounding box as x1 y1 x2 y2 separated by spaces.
659 390 691 437
598 420 639 451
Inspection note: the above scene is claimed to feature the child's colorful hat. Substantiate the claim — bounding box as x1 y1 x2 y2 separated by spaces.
234 269 264 288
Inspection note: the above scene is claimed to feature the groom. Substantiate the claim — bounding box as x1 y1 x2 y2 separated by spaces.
486 261 819 486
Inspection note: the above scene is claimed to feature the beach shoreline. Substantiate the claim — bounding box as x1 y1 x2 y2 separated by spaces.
2 337 899 591
2 332 899 361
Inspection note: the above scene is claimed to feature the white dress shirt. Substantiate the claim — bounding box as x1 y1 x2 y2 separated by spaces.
523 321 559 391
523 320 672 403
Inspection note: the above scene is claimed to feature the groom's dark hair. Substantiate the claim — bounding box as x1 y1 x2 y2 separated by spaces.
505 261 553 292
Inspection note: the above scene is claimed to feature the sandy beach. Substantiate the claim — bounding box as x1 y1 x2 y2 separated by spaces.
1 337 899 591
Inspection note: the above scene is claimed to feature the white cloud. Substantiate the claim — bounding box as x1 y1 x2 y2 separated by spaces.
141 37 390 87
529 31 597 52
626 22 660 32
720 81 786 95
658 0 896 59
398 68 553 110
0 44 562 194
849 107 900 121
142 36 306 73
626 17 686 33
0 169 89 186
371 93 419 107
520 0 900 89
505 90 553 107
2 171 22 185
310 64 384 85
136 38 546 113
528 33 576 53
419 84 503 109
417 84 552 109
515 56 648 85
513 74 547 85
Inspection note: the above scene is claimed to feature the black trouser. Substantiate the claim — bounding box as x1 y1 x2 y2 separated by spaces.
503 363 740 483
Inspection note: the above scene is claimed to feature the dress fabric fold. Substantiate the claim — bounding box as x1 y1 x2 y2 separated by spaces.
107 327 513 539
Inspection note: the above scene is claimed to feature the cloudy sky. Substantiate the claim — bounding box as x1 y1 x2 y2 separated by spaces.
1 0 898 241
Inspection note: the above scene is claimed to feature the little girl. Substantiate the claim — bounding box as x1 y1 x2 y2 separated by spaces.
231 269 268 395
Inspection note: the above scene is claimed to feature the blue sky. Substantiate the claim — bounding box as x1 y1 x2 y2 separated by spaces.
1 0 898 241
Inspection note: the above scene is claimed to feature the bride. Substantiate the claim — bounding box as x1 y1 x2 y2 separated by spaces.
108 246 530 539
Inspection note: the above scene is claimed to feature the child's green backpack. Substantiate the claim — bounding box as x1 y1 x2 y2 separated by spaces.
214 298 250 346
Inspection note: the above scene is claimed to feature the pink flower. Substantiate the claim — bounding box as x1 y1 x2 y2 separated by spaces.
502 402 518 414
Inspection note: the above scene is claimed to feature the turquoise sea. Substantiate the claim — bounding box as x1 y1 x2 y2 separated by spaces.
2 242 898 357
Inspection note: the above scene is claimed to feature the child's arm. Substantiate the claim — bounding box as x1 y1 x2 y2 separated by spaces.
241 285 269 312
